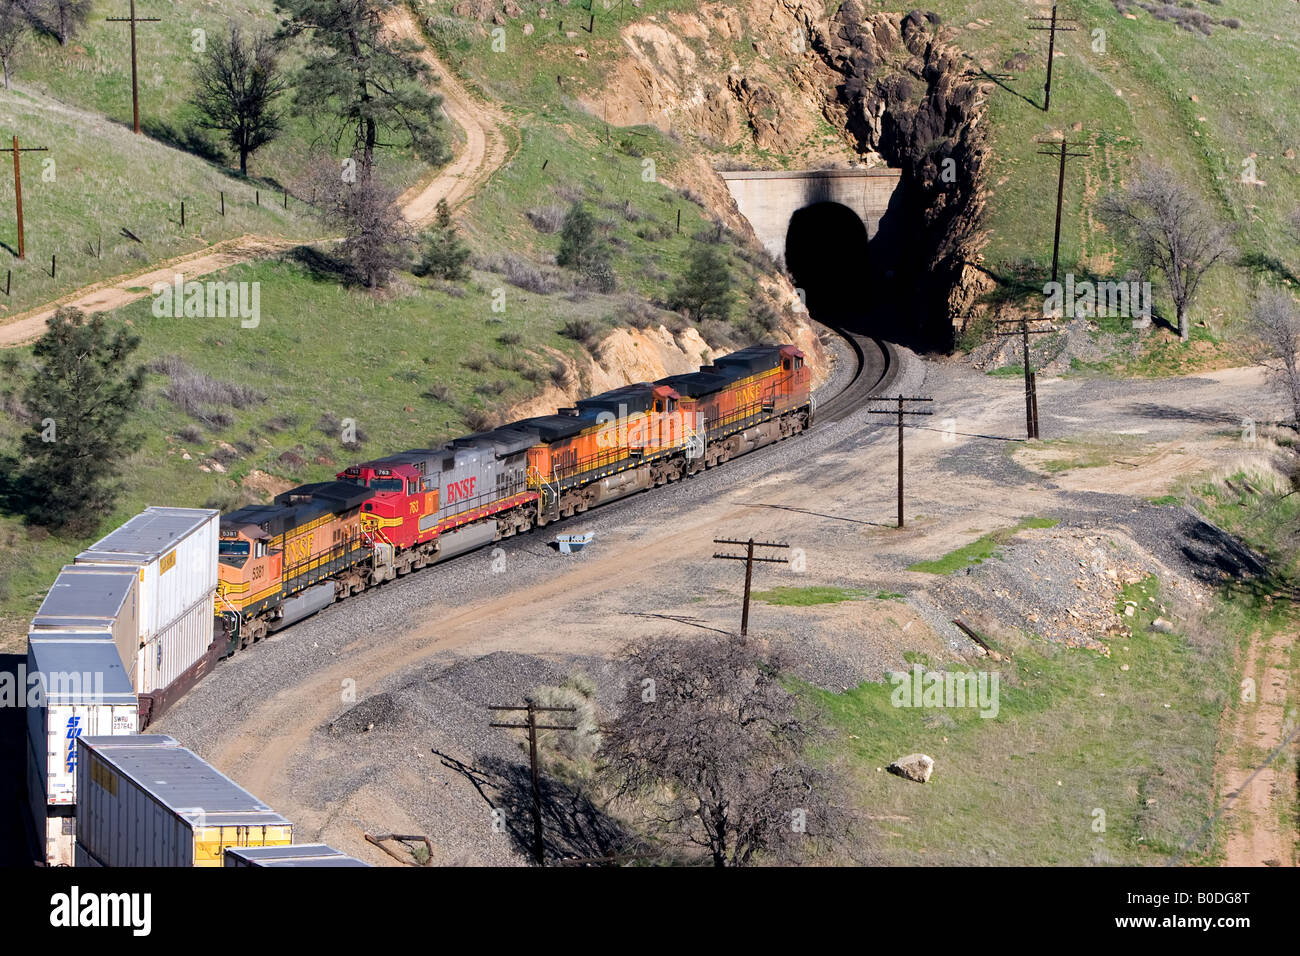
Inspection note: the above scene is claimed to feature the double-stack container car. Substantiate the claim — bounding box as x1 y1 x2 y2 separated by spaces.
223 843 368 867
76 507 219 724
75 735 294 867
26 637 137 866
29 565 140 683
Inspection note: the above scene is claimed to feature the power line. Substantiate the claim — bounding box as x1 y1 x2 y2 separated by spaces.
994 318 1055 439
867 395 933 528
712 538 789 636
1026 3 1078 112
487 698 578 865
1036 136 1093 285
3 136 48 261
105 0 162 135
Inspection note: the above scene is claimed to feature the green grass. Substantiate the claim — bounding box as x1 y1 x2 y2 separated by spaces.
803 572 1239 864
750 585 871 606
908 517 1059 574
0 90 318 313
986 364 1025 378
12 0 433 190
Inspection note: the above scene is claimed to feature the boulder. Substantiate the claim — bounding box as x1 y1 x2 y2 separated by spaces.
887 753 935 783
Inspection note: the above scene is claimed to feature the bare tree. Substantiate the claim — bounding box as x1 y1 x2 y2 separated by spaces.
1098 163 1234 341
31 0 90 46
190 23 286 175
0 2 30 90
1248 289 1300 428
312 161 412 289
599 635 847 866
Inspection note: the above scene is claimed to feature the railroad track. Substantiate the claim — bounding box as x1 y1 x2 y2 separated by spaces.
817 330 898 423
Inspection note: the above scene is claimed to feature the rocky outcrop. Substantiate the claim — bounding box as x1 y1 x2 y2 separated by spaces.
819 4 990 344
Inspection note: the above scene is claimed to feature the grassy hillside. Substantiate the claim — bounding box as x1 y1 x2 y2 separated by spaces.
932 0 1298 348
423 0 1298 356
0 90 318 314
13 0 434 188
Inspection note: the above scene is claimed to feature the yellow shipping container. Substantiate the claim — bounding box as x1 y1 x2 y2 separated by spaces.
194 824 294 866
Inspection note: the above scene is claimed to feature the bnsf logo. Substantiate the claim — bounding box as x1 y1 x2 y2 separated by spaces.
445 476 476 504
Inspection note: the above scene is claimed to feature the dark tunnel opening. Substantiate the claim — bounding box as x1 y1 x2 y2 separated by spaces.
784 197 935 351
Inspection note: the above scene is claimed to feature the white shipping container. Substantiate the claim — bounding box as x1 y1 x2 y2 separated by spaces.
26 638 138 811
28 738 76 867
223 844 369 867
76 507 218 644
76 735 293 867
135 598 214 695
30 565 141 689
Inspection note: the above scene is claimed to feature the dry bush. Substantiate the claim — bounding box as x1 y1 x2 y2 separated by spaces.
525 203 567 233
559 317 604 348
151 355 263 425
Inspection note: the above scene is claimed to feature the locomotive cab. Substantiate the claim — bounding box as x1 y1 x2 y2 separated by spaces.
216 524 279 617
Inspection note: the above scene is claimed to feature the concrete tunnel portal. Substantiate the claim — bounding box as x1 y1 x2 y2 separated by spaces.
719 168 912 343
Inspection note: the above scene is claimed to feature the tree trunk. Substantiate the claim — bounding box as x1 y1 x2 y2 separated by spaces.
1179 306 1189 342
2 58 9 91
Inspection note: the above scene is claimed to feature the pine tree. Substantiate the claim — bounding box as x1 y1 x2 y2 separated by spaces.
557 202 615 292
275 0 449 173
673 244 733 323
18 309 145 533
414 199 470 281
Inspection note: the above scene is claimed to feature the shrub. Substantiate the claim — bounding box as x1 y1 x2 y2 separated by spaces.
559 317 604 348
526 203 567 233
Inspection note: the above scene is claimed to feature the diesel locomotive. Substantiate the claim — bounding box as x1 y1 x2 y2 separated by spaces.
215 344 812 649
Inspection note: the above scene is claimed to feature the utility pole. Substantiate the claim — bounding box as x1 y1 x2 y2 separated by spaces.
105 0 162 135
1036 136 1092 285
867 395 933 528
487 699 577 866
1027 4 1077 112
4 137 48 260
712 538 789 636
995 318 1054 439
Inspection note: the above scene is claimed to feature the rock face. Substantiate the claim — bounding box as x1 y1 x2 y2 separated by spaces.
818 3 990 346
570 1 988 349
887 753 935 783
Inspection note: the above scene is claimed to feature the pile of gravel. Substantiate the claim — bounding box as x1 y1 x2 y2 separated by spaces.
927 526 1168 652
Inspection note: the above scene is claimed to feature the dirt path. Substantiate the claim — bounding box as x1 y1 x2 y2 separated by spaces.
387 6 509 224
0 234 302 349
1222 625 1294 866
0 8 508 350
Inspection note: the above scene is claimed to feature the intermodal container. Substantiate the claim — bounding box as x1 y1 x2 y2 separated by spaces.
75 507 218 645
30 565 140 685
76 735 293 867
25 638 138 866
134 599 213 696
223 844 369 867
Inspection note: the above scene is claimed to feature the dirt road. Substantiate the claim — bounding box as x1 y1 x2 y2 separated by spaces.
0 9 508 350
1222 625 1294 866
388 7 509 224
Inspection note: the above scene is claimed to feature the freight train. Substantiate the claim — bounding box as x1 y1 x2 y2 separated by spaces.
25 343 811 864
214 343 812 650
